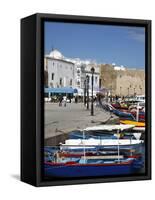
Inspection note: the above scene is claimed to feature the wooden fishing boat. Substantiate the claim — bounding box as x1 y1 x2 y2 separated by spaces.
61 124 143 147
131 111 145 121
44 157 143 178
132 127 145 132
101 102 145 121
111 103 129 110
62 138 143 147
120 120 145 127
59 144 142 154
58 152 141 159
44 124 144 178
84 124 135 132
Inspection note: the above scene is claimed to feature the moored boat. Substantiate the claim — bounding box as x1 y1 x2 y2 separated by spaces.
61 138 143 146
44 124 144 178
44 157 143 178
60 124 143 147
120 120 145 127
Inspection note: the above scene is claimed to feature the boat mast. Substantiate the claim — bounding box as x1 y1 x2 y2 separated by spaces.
130 135 133 156
83 130 86 164
117 129 120 162
136 102 139 122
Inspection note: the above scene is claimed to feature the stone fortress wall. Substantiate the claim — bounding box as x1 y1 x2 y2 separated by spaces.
100 64 145 96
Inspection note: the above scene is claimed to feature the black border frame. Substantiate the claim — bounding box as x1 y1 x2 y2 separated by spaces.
21 13 151 187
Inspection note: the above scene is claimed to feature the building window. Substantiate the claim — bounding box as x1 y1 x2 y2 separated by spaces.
70 79 72 86
77 81 80 86
77 69 80 74
60 78 62 86
51 73 54 80
95 76 98 84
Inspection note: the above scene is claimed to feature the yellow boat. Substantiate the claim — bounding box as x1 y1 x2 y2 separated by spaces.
120 120 145 127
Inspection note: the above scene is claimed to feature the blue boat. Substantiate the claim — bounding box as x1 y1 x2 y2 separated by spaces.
44 158 143 178
112 109 135 120
99 102 135 120
44 124 144 178
69 130 118 140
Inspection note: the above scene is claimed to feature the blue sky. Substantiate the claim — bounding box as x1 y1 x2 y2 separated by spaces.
44 21 145 68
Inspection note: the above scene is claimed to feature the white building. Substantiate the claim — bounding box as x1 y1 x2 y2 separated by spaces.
45 49 75 88
45 49 100 96
85 64 100 92
112 63 126 71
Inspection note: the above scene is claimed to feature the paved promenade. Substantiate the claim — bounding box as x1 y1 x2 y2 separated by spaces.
45 102 118 140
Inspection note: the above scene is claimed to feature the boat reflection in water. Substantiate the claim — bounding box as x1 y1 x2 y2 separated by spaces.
44 125 145 178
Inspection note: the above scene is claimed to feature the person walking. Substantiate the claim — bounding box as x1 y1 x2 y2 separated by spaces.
63 96 67 107
59 95 63 107
75 96 78 103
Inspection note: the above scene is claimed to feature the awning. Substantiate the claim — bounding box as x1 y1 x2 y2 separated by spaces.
44 87 78 94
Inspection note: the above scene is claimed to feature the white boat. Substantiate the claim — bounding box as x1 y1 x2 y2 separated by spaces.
132 127 145 132
60 124 143 147
61 138 143 146
84 124 135 132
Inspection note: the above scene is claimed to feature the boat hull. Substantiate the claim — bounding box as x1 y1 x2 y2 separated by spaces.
60 143 143 153
120 120 145 127
44 161 140 178
112 109 135 120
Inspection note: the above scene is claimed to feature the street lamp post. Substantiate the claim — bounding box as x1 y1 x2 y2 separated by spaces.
91 67 95 116
110 85 112 103
99 78 101 89
84 79 86 106
86 75 89 110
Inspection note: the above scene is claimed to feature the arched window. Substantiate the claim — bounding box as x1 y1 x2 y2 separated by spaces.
77 69 80 74
51 73 54 80
60 78 62 86
70 79 72 86
95 76 98 84
77 81 80 86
